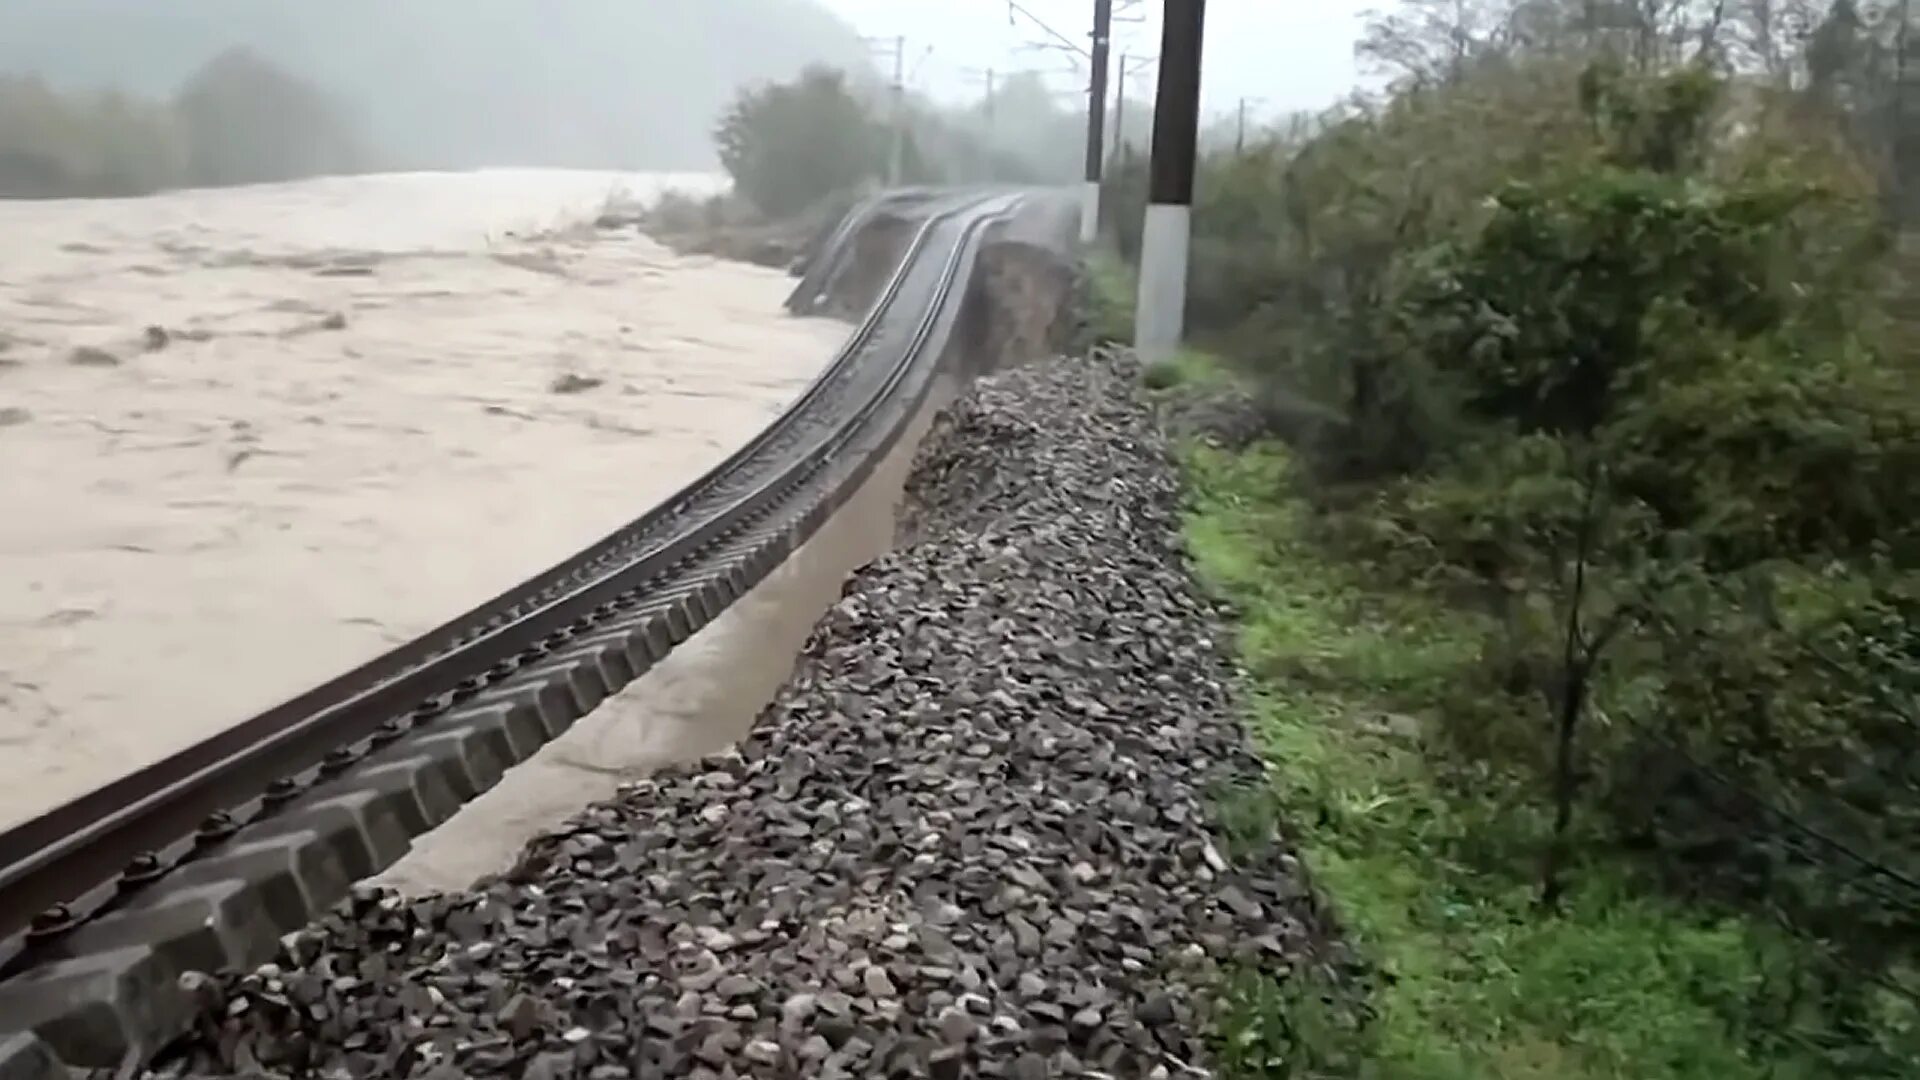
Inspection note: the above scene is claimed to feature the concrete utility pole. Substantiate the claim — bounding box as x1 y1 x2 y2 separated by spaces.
1899 0 1912 124
1082 0 1114 244
960 66 998 123
1134 0 1205 363
1900 0 1916 220
888 35 907 186
1233 97 1265 154
1112 52 1155 160
1006 0 1137 236
1898 0 1911 80
860 35 909 185
960 66 999 177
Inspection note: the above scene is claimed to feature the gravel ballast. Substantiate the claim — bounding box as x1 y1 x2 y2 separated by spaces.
151 356 1324 1079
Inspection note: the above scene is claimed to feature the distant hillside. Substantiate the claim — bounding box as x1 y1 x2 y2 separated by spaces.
0 0 873 171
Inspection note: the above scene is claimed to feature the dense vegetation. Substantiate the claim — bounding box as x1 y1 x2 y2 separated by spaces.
714 66 1083 218
0 1 1089 203
1098 0 1920 1074
0 49 363 197
716 68 885 219
0 0 873 192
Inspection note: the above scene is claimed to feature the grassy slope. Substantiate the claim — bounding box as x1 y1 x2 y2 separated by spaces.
1180 438 1831 1079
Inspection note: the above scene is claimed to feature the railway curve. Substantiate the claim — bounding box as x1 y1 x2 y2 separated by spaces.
0 185 1077 1079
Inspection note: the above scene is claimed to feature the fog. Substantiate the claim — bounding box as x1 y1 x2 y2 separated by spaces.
0 0 876 174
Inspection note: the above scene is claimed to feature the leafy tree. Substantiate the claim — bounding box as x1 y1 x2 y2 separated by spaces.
174 48 363 187
714 66 884 218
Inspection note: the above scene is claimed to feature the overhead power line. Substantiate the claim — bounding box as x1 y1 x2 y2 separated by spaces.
1112 51 1156 157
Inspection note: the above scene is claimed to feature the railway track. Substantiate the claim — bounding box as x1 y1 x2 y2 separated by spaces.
0 187 1062 1078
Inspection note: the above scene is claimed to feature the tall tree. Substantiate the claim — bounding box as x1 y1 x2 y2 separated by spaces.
174 49 360 186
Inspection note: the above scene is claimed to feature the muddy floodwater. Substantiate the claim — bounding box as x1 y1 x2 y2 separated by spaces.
0 169 849 831
374 387 948 894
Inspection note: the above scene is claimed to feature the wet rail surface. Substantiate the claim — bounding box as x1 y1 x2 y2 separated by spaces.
0 186 1074 1078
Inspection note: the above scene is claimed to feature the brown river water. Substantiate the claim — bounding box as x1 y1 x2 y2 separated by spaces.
0 169 852 833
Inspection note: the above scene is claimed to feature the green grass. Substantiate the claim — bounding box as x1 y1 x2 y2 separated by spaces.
1086 251 1136 349
1143 346 1238 391
1083 253 1242 395
1182 440 1834 1080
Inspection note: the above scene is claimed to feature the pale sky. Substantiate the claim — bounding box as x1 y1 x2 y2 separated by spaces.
818 0 1379 124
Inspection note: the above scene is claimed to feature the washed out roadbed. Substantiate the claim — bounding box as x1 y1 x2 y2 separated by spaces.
151 356 1328 1079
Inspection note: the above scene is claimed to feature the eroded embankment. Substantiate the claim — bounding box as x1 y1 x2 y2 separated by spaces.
369 203 1080 895
151 356 1326 1080
371 394 953 896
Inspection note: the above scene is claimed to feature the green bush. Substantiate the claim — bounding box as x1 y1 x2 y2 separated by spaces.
1151 8 1920 1070
714 66 884 219
1181 442 1907 1079
1084 251 1136 349
1141 360 1183 390
1316 69 1920 1001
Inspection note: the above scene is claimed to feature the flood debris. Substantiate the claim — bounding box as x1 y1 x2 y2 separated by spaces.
68 344 121 367
549 373 606 395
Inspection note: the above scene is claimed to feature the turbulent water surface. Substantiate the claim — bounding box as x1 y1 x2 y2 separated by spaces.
0 169 848 830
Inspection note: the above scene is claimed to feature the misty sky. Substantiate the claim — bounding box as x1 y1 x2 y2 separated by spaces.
820 0 1381 122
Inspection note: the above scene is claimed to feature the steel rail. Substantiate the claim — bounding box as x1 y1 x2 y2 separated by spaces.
0 191 1018 948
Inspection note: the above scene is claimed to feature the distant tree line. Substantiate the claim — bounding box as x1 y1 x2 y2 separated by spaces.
0 48 362 198
714 65 1083 219
0 0 876 174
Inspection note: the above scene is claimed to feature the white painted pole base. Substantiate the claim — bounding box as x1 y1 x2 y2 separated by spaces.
1079 180 1100 245
1133 202 1191 364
